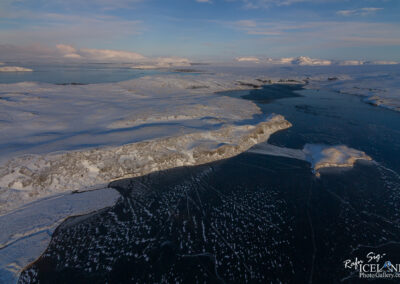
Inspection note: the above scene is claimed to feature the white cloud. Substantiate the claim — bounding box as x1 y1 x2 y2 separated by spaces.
79 48 145 61
55 44 146 61
231 19 400 47
0 43 147 62
7 0 144 11
0 9 143 47
233 20 313 36
196 0 212 3
0 43 193 66
56 44 78 54
337 7 383 16
241 0 322 9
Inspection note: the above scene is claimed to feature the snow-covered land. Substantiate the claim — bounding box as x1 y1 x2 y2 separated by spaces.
0 73 293 215
225 61 400 113
291 56 332 66
238 56 398 66
304 69 400 112
249 143 372 176
0 114 290 215
303 144 372 176
187 62 400 113
0 62 398 282
262 56 333 66
0 66 33 72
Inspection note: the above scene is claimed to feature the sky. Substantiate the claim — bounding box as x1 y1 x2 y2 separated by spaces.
0 0 399 61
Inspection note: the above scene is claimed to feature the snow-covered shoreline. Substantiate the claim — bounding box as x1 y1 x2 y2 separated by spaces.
0 187 120 283
0 73 290 216
0 114 291 215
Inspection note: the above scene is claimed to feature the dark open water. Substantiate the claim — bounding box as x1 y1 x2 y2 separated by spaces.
19 85 400 283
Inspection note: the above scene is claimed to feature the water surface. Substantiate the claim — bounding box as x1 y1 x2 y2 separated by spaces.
0 63 165 84
20 84 400 283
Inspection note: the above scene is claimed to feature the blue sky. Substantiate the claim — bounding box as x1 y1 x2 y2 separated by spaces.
0 0 399 60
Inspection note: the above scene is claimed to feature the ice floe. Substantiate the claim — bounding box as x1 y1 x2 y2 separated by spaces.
55 44 146 62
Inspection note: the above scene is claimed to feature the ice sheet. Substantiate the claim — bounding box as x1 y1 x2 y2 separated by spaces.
0 188 120 283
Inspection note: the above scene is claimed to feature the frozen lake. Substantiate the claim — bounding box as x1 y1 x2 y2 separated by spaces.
19 84 400 283
0 63 165 84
